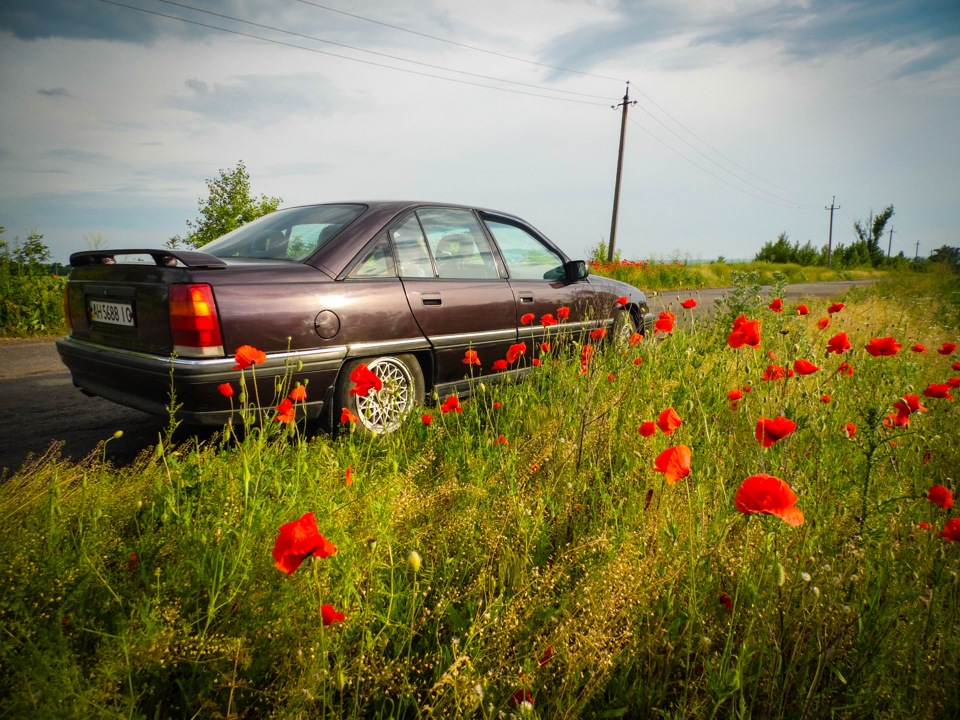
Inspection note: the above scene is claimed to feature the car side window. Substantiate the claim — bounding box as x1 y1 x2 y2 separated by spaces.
484 220 565 281
348 236 397 279
390 215 435 278
416 208 499 280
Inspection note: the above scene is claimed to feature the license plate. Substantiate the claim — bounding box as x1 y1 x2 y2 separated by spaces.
88 299 135 327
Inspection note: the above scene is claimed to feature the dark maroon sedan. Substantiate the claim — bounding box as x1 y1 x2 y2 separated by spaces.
58 202 652 432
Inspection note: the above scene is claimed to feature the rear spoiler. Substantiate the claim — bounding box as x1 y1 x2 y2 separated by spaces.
70 249 228 269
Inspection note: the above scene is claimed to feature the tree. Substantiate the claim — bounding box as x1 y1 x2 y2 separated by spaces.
928 245 960 273
169 161 282 248
852 205 894 267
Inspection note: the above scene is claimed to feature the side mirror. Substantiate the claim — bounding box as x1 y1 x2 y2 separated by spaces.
564 260 589 282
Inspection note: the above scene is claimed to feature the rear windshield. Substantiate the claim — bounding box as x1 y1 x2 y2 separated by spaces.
203 204 366 261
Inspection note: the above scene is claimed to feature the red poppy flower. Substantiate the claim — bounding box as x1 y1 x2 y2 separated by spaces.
289 385 307 402
947 377 960 388
719 593 733 612
762 364 786 382
727 388 743 402
607 373 616 381
590 327 608 341
233 344 267 370
507 342 527 364
272 512 337 575
520 313 535 325
827 302 844 314
340 407 359 424
617 296 628 306
941 518 960 542
638 422 656 437
927 485 954 510
727 315 761 349
820 394 832 403
633 357 642 365
344 465 353 486
845 422 856 438
755 416 797 447
911 344 928 353
540 313 558 327
884 412 910 428
893 394 927 416
538 645 554 667
493 434 509 445
421 413 433 425
557 306 570 320
656 407 682 434
654 311 675 334
275 398 295 423
653 444 692 484
463 349 481 366
816 317 830 330
953 361 960 371
218 382 234 398
923 383 954 400
321 604 345 626
938 342 957 356
794 358 819 375
796 304 809 316
440 395 462 413
769 297 783 313
681 298 697 309
492 359 508 371
126 552 139 571
837 362 854 376
348 363 383 397
580 344 593 367
493 401 502 409
826 332 852 354
734 474 804 526
917 522 932 530
628 332 643 345
539 341 551 353
865 336 902 357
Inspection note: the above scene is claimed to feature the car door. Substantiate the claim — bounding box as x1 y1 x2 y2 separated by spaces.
480 213 601 349
392 208 519 387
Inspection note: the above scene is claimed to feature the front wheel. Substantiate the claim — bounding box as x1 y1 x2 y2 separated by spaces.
612 309 639 349
333 354 425 434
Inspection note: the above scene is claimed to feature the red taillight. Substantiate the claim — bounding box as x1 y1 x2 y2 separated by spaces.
169 284 224 357
63 282 73 332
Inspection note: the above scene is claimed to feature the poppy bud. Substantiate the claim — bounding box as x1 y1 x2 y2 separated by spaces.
112 430 124 439
408 550 422 573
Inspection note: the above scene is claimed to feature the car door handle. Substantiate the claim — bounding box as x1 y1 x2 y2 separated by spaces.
518 292 534 304
421 292 442 306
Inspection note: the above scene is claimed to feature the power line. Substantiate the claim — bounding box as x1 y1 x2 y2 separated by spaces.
152 0 614 101
293 0 626 83
628 84 821 201
628 116 805 209
632 102 818 208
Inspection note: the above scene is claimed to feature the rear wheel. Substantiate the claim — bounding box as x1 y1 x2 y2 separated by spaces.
334 354 425 434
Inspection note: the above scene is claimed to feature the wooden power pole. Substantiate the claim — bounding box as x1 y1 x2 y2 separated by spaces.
825 196 840 267
607 83 636 263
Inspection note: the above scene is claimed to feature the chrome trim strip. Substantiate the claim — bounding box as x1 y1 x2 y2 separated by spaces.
425 328 517 350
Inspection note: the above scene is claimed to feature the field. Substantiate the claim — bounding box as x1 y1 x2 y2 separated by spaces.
1 270 958 719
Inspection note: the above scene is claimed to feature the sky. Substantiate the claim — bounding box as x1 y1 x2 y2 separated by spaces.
1 0 958 265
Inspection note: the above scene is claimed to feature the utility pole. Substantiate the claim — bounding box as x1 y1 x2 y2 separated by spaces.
915 239 920 261
825 196 840 267
607 82 636 263
886 226 895 259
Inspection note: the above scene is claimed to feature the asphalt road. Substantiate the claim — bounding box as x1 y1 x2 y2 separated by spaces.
0 279 877 477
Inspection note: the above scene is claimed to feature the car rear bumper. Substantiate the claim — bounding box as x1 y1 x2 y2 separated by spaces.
56 336 343 425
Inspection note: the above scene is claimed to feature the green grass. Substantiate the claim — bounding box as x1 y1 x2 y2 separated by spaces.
590 258 893 291
1 272 958 719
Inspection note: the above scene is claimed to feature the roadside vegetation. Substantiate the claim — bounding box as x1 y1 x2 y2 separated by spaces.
2 267 958 718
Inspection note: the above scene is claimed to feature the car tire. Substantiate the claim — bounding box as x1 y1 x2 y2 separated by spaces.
612 309 638 348
334 354 425 434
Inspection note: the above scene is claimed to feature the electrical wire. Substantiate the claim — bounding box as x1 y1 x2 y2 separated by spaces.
151 0 614 101
293 0 626 83
629 116 806 209
97 0 609 106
